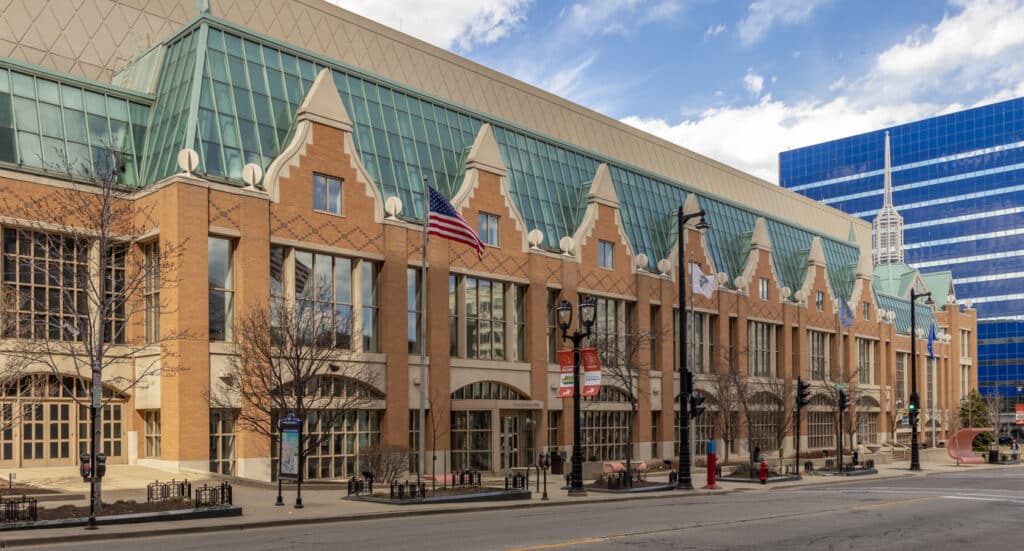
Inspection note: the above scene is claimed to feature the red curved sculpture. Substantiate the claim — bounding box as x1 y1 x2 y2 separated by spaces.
948 428 993 464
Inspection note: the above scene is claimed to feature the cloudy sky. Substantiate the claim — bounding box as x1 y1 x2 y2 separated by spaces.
328 0 1024 183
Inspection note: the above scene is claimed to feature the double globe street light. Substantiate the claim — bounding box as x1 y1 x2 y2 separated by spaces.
557 296 597 496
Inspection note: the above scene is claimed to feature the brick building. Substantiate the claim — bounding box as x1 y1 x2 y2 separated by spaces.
0 0 975 479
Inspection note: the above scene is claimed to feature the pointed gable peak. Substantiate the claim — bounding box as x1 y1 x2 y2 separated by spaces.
297 69 352 131
587 163 619 208
750 217 771 251
466 123 507 176
808 236 826 266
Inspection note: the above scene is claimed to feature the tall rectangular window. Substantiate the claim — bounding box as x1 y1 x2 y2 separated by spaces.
862 302 870 320
758 278 769 301
477 212 499 246
361 261 379 352
926 358 935 410
960 329 970 358
598 240 614 269
815 291 825 311
294 251 352 348
649 305 660 368
208 237 234 341
144 410 161 458
808 411 834 449
408 410 420 473
209 408 237 475
809 330 829 380
684 311 716 374
104 244 126 344
548 410 559 450
449 275 458 357
857 338 875 384
547 289 559 363
313 173 342 214
143 242 160 343
748 321 779 377
407 268 421 353
895 353 907 406
593 297 630 366
960 365 970 400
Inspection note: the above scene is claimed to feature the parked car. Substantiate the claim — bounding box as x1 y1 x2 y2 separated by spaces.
998 434 1015 446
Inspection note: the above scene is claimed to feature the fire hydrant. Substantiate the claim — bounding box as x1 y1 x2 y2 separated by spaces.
759 459 768 485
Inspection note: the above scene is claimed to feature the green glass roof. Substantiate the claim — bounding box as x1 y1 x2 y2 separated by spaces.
0 60 150 186
0 14 865 300
874 290 936 335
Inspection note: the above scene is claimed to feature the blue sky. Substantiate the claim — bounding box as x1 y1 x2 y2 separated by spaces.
330 0 1024 182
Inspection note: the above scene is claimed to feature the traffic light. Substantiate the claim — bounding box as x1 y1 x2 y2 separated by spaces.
689 392 706 418
838 390 850 411
908 395 919 418
796 378 811 409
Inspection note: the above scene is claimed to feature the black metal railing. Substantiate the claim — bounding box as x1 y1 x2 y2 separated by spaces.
390 480 427 500
450 470 482 487
194 482 233 507
347 476 374 497
1 496 37 523
505 472 527 491
147 479 192 503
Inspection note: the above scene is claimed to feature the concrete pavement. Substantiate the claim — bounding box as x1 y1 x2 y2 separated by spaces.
0 456 1017 547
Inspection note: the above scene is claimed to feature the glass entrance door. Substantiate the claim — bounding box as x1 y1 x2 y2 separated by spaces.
500 414 519 469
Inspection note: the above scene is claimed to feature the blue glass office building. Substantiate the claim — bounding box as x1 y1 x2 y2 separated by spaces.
779 98 1024 402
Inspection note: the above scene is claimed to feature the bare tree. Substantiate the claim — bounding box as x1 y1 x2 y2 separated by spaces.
209 292 382 482
427 386 450 487
746 375 793 463
983 393 1009 451
359 443 409 484
703 348 742 464
821 360 859 454
0 146 186 518
590 328 660 485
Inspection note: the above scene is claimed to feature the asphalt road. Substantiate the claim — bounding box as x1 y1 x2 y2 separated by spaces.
32 468 1024 551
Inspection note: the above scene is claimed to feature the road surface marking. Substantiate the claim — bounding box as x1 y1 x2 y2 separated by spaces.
507 536 620 551
850 496 937 511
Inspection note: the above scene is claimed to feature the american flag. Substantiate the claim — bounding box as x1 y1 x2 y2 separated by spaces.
427 187 484 259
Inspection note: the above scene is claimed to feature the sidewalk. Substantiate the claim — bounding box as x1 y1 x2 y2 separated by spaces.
0 458 1016 547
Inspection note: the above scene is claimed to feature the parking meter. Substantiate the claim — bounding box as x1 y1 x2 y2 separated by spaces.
80 452 91 482
96 453 107 479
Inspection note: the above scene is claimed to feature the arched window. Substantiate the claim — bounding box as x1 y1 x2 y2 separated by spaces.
450 381 527 400
807 394 835 450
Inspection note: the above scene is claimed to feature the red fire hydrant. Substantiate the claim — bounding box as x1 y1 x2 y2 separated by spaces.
759 459 768 485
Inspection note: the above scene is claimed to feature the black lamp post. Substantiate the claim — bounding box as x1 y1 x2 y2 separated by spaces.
677 206 709 490
558 296 597 496
909 288 933 471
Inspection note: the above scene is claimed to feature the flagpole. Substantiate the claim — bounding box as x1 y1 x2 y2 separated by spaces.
419 177 429 481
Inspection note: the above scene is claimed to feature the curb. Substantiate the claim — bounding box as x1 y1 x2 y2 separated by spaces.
0 487 737 548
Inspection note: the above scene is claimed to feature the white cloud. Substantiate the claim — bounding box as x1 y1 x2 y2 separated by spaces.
622 97 937 182
704 23 726 41
620 0 1024 183
743 70 765 96
327 0 531 51
539 56 598 99
737 0 828 46
560 0 681 35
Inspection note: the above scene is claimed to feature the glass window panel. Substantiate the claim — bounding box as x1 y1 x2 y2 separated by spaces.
37 79 59 104
85 91 106 115
106 97 129 121
17 131 40 165
13 97 38 133
11 73 33 97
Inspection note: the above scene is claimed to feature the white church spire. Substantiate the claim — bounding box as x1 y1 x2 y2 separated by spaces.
872 131 904 264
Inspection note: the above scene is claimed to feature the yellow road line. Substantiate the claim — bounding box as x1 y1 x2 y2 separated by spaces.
507 535 621 551
851 496 938 511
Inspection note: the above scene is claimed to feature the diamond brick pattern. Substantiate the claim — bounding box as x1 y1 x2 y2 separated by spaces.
270 211 383 254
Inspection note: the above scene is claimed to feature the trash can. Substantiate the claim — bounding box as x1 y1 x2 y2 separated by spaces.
551 451 565 475
989 449 999 464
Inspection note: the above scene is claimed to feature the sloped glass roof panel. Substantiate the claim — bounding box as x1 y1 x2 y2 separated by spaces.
493 127 597 249
697 196 758 280
0 62 150 186
609 167 688 270
142 28 199 184
874 291 935 335
821 238 861 300
764 220 814 293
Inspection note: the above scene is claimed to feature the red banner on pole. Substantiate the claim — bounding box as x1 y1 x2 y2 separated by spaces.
581 348 601 397
557 350 574 398
1016 404 1024 425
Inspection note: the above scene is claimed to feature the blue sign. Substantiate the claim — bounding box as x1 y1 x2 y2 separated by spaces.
279 413 301 479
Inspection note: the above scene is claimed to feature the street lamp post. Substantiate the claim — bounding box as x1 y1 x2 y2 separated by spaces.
676 206 709 490
557 296 597 496
909 288 933 471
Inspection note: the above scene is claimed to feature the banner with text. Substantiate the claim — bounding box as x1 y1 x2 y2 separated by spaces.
557 350 574 398
581 348 602 397
1016 403 1024 425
